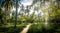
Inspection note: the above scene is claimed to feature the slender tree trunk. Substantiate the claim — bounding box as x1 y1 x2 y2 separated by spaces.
14 0 18 28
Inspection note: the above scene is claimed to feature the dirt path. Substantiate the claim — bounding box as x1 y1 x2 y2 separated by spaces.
20 24 31 33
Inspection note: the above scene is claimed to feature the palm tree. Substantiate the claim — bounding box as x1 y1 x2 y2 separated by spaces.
26 6 30 16
1 0 13 24
21 4 24 16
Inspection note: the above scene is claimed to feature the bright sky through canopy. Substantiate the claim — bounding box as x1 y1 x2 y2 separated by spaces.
20 0 33 6
11 0 43 16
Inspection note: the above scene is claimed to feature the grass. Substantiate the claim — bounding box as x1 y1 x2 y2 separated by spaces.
0 23 28 33
27 22 60 33
0 22 60 33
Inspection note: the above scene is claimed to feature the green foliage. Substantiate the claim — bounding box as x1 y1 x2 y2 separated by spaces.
0 23 27 33
0 0 60 33
27 22 60 33
0 27 23 33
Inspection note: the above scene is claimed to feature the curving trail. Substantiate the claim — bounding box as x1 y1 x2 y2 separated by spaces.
20 24 31 33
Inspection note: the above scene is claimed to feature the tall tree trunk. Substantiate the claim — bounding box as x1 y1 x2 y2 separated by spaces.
14 0 18 28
